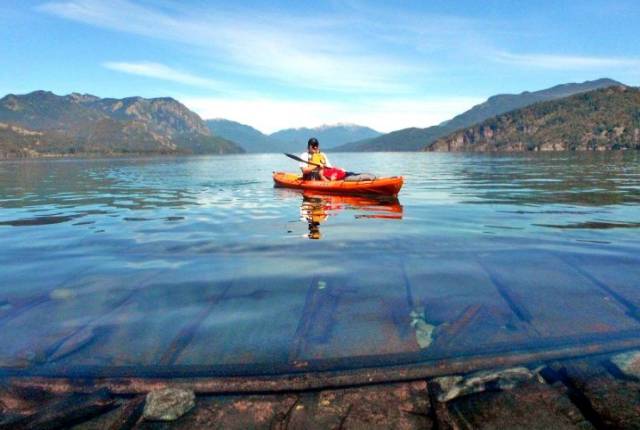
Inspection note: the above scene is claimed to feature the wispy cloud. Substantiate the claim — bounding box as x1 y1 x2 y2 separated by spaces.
38 0 638 132
39 0 417 94
103 62 224 90
495 51 640 70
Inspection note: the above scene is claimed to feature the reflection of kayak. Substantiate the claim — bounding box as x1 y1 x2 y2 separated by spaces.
303 191 403 218
273 172 403 196
299 191 403 239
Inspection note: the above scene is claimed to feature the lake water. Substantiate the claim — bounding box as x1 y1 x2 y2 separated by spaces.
1 152 639 377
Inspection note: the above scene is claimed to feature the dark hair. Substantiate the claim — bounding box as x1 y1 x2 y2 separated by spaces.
307 137 319 148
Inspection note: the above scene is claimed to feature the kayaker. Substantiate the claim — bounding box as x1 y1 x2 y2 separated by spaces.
300 137 332 181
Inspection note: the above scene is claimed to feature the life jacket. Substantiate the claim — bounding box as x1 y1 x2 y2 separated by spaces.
309 152 327 166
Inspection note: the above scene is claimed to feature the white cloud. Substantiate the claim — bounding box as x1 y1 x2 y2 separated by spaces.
181 96 483 134
495 51 640 70
40 0 417 94
103 62 224 90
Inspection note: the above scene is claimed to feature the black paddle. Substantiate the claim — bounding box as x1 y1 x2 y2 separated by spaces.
284 152 323 168
285 152 360 178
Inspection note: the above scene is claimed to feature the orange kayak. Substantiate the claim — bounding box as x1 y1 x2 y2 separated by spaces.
273 172 403 196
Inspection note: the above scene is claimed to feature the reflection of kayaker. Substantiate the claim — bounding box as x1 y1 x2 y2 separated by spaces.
301 195 327 239
297 192 403 240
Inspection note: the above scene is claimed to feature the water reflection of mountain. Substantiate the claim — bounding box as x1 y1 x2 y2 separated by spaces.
275 189 403 240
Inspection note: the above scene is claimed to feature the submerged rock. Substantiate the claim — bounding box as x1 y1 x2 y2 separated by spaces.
143 388 195 421
611 350 640 378
434 366 534 402
49 288 76 300
410 309 436 349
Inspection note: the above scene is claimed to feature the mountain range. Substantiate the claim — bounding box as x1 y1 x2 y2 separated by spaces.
0 91 243 158
428 85 640 152
0 78 636 158
334 78 623 152
205 119 381 153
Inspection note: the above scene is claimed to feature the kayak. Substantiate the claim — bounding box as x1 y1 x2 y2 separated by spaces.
273 172 403 196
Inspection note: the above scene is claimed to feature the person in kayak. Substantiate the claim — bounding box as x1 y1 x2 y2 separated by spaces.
300 137 332 181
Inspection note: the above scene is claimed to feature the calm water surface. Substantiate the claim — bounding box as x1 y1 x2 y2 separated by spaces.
0 152 639 376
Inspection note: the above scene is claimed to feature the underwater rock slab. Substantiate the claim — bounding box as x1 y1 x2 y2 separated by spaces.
72 380 432 430
551 357 640 429
6 388 115 430
435 380 594 430
138 394 299 430
141 381 433 430
303 381 432 430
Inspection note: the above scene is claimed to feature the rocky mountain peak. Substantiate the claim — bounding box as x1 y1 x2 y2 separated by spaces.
68 92 100 103
428 85 640 152
0 90 243 158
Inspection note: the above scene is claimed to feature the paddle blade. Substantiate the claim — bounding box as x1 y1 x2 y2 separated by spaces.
284 153 305 163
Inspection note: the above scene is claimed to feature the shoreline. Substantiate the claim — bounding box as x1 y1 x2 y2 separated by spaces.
2 349 639 429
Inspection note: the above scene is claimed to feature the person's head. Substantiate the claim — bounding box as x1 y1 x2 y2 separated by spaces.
307 137 319 152
308 221 321 240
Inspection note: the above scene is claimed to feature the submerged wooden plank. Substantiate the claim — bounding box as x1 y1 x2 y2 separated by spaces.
174 275 307 368
158 283 235 366
1 290 130 367
0 295 50 328
291 260 421 365
0 270 161 368
288 275 330 362
7 336 640 394
0 265 99 329
54 280 230 367
0 260 95 301
403 255 538 355
559 254 640 319
479 251 640 340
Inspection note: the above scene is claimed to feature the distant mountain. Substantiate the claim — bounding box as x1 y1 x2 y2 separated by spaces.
206 119 277 153
0 91 244 158
428 85 640 152
335 78 623 152
270 124 382 151
205 120 382 153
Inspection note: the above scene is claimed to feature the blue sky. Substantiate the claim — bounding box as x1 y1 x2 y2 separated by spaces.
2 0 639 132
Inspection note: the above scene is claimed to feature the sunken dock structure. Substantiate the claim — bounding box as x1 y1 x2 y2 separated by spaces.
2 249 640 428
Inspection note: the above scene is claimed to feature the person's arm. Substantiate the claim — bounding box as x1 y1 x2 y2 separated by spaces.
323 153 332 168
299 152 316 175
